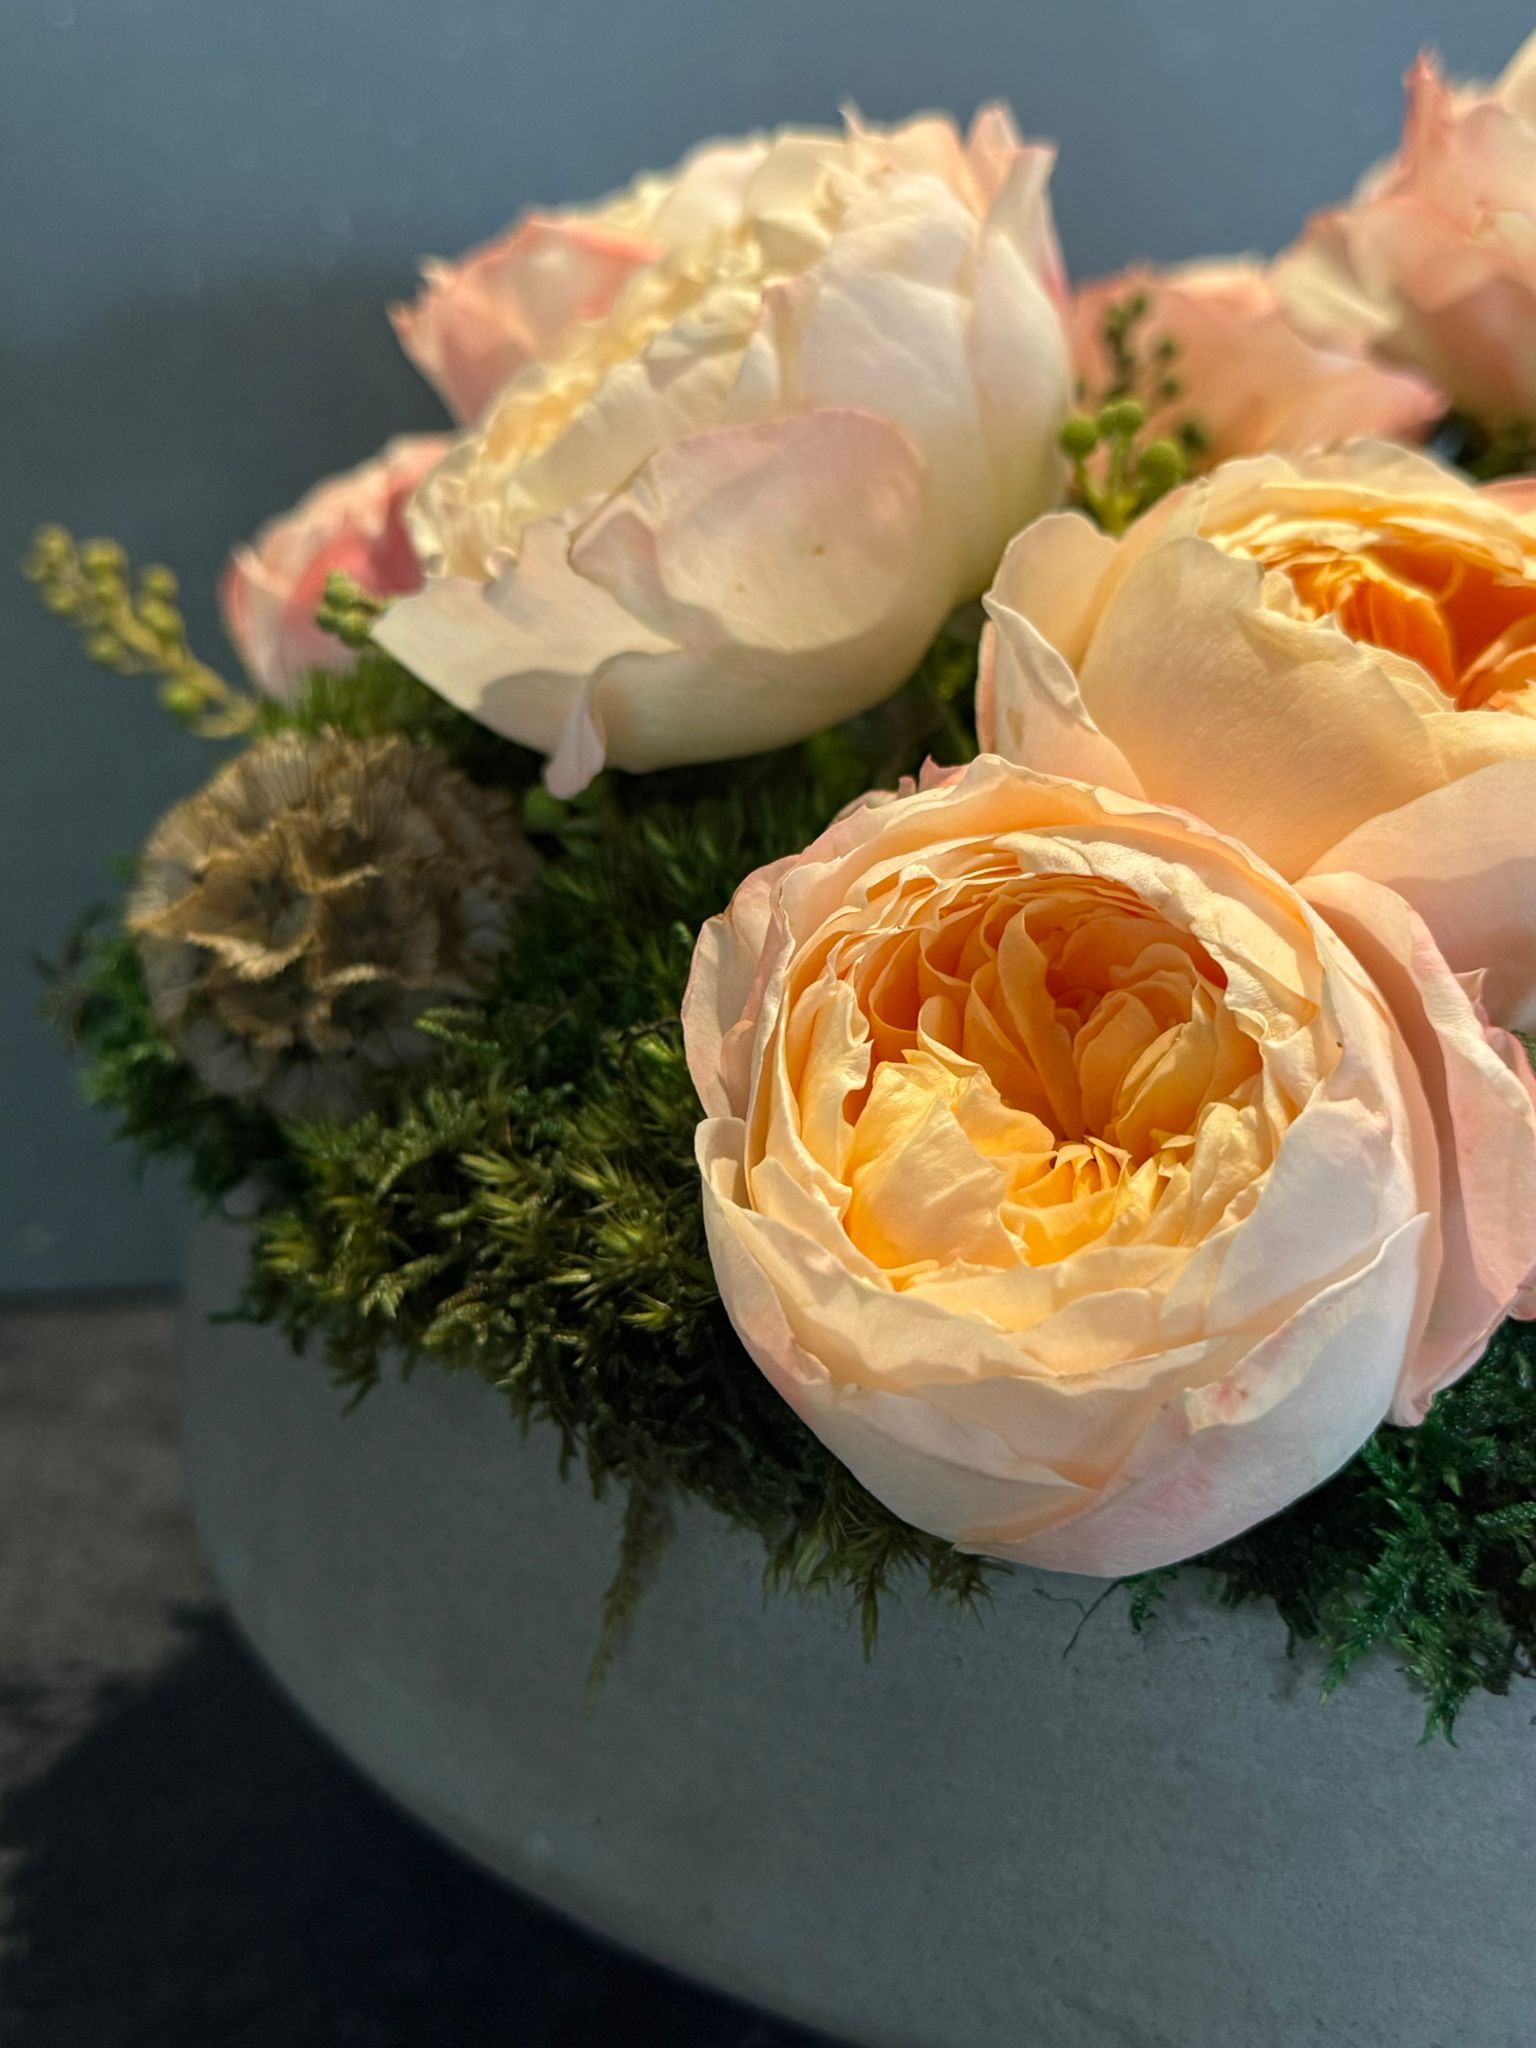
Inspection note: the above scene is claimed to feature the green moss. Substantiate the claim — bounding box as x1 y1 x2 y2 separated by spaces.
54 633 1536 1734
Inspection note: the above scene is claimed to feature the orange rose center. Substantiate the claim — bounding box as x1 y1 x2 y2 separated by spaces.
781 868 1266 1276
1236 523 1536 713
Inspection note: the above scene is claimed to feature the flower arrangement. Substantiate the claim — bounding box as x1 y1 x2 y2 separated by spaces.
35 46 1536 1736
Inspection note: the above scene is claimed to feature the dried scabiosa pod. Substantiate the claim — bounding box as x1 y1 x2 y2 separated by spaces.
129 730 536 1115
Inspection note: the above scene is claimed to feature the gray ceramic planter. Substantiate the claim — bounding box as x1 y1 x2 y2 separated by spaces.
180 1217 1534 2048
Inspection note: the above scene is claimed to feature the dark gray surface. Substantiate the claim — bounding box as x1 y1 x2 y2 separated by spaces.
0 1295 827 2046
7 0 1536 1294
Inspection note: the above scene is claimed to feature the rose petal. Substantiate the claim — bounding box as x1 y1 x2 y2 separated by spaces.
1303 869 1536 1419
1305 760 1536 1032
221 435 449 699
1069 533 1451 876
392 216 659 425
978 514 1143 788
372 518 670 765
565 409 948 778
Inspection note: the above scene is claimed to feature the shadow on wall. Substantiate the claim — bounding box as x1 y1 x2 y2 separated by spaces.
0 1606 825 2048
0 261 448 1296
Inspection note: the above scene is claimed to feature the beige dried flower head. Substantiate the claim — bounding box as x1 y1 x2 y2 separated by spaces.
130 730 536 1116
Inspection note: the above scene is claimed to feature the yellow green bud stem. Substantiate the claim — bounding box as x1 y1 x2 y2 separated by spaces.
22 522 259 739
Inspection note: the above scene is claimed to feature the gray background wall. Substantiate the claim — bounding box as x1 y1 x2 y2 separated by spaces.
3 0 1532 1294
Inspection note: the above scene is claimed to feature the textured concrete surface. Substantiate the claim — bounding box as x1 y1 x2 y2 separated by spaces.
0 1292 825 2046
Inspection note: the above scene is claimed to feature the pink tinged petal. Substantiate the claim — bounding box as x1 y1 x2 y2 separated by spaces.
699 1126 1080 1545
1483 474 1536 518
685 759 1462 1578
220 434 450 698
964 103 1028 212
704 1099 1431 1574
1303 871 1536 1420
697 1118 841 1415
1305 761 1536 1033
1069 535 1450 877
379 412 944 793
787 176 1008 595
542 678 609 801
1274 223 1399 353
562 409 947 776
1073 262 1442 465
975 135 1066 303
683 866 798 1120
846 107 976 208
1275 47 1536 419
573 408 931 651
967 1218 1431 1576
1250 352 1443 456
219 553 298 700
1392 264 1536 422
391 216 659 425
371 517 671 766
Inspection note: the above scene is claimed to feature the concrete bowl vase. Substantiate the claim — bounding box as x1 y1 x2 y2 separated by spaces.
180 1217 1535 2048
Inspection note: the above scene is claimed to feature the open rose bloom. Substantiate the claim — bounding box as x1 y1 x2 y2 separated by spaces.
685 757 1536 1574
980 442 1536 1027
373 110 1073 794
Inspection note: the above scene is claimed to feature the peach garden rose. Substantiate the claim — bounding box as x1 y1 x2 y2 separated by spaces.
979 441 1536 1032
684 756 1536 1575
374 110 1073 795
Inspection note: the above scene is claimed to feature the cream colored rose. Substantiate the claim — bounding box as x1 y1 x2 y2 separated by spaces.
685 756 1536 1575
1072 260 1441 466
374 110 1072 795
980 442 1536 1030
1278 36 1536 423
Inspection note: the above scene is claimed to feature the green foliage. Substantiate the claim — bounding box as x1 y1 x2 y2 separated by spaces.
1060 400 1190 535
1061 296 1204 534
1078 292 1210 468
53 624 1536 1733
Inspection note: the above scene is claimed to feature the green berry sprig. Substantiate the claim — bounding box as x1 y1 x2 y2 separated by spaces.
1060 399 1190 535
23 524 257 737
